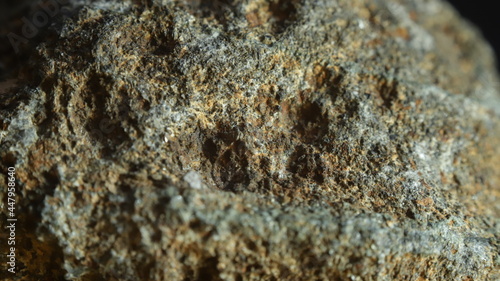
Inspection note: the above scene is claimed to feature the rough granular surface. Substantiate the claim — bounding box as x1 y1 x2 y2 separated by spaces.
1 0 499 280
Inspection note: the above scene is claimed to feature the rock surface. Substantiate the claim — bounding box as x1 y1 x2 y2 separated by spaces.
1 0 499 280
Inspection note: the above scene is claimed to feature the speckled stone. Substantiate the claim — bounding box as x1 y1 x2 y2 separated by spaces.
1 0 499 280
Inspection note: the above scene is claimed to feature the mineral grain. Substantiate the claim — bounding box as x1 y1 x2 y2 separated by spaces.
1 0 499 280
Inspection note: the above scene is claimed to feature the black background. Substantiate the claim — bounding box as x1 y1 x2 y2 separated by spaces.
447 0 500 69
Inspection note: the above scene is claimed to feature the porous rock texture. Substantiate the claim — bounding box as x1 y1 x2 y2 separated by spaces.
1 0 500 280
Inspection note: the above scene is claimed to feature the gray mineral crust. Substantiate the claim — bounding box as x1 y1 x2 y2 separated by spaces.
0 0 499 280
